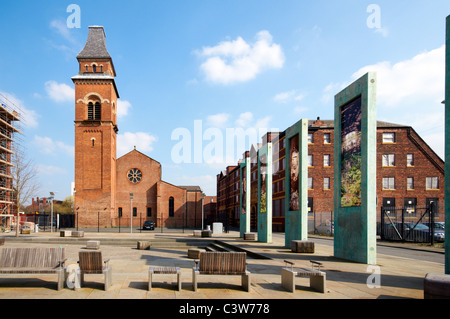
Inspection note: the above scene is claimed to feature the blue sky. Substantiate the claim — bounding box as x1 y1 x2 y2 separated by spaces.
0 0 449 201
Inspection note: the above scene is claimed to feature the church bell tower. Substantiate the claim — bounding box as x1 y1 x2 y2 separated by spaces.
72 26 119 227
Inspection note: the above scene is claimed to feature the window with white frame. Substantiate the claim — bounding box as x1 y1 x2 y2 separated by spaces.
407 154 414 167
308 155 313 167
382 177 395 190
426 177 439 190
324 177 330 190
407 177 414 190
382 154 395 167
382 133 395 143
308 134 313 144
323 133 331 144
324 154 330 167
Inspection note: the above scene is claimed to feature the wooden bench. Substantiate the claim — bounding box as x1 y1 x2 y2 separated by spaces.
0 247 66 290
77 251 112 291
148 266 181 291
281 260 326 293
193 252 251 292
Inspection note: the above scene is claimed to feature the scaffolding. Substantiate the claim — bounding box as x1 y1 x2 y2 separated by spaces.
0 93 22 230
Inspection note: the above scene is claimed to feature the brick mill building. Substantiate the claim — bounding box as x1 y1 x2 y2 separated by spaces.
217 118 445 232
73 26 203 228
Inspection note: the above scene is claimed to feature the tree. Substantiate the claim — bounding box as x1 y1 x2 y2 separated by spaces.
11 147 40 237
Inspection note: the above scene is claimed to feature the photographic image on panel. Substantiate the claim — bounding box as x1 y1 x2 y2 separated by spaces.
241 168 246 215
260 154 267 213
289 135 300 211
340 96 362 208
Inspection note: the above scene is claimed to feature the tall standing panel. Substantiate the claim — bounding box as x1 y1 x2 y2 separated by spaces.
334 72 377 265
445 15 450 275
257 143 272 243
284 119 309 248
240 156 251 237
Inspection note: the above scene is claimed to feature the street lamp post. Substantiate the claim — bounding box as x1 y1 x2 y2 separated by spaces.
49 192 55 233
130 193 133 234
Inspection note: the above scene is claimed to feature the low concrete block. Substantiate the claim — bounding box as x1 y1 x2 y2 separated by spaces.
244 233 257 241
188 248 205 259
201 230 212 238
291 240 315 253
193 230 202 237
86 240 100 250
137 241 151 250
424 273 450 299
72 231 84 238
60 231 72 237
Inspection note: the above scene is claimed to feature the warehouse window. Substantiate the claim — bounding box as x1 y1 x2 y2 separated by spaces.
382 177 395 190
382 133 395 144
426 177 439 190
382 154 395 167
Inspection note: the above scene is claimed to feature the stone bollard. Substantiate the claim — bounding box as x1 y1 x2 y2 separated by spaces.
291 240 315 253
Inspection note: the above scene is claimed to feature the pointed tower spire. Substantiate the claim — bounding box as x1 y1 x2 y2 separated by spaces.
77 26 111 59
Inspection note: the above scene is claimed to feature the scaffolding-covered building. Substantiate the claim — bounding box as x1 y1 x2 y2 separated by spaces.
0 93 21 229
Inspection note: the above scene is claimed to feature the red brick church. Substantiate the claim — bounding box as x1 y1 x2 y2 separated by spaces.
72 26 203 228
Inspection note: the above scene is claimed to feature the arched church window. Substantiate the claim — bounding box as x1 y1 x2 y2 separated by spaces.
127 168 142 184
87 102 94 120
95 102 101 120
169 197 175 217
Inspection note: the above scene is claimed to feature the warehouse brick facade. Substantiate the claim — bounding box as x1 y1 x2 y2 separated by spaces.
217 118 445 231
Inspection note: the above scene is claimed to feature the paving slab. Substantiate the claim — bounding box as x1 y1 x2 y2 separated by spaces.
0 230 444 302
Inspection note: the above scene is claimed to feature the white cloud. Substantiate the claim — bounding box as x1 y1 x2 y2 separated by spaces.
45 81 75 103
36 164 67 176
0 91 39 128
34 136 74 156
117 100 132 119
197 30 285 85
274 90 305 103
322 45 446 157
235 112 253 127
206 113 230 128
117 132 157 157
50 19 76 44
351 46 445 107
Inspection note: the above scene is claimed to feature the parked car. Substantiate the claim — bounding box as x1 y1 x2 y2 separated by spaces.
143 221 154 230
423 222 445 231
315 221 334 236
401 222 445 243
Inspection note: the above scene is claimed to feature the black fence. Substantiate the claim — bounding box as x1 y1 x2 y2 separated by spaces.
380 202 443 245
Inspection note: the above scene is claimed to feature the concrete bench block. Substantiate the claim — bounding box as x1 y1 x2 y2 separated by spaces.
60 231 72 237
86 241 100 250
424 273 450 299
72 231 84 238
244 233 257 241
137 241 151 250
193 230 202 237
291 240 315 253
201 230 212 238
188 248 205 259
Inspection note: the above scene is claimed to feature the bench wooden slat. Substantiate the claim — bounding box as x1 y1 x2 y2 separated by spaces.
0 248 65 271
79 251 104 274
199 252 247 275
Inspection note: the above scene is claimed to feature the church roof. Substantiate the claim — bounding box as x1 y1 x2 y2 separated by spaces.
77 26 112 59
178 186 203 192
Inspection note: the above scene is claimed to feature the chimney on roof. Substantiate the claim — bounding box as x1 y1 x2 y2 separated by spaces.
312 117 324 127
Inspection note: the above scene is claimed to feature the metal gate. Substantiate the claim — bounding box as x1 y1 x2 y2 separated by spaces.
380 202 442 244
